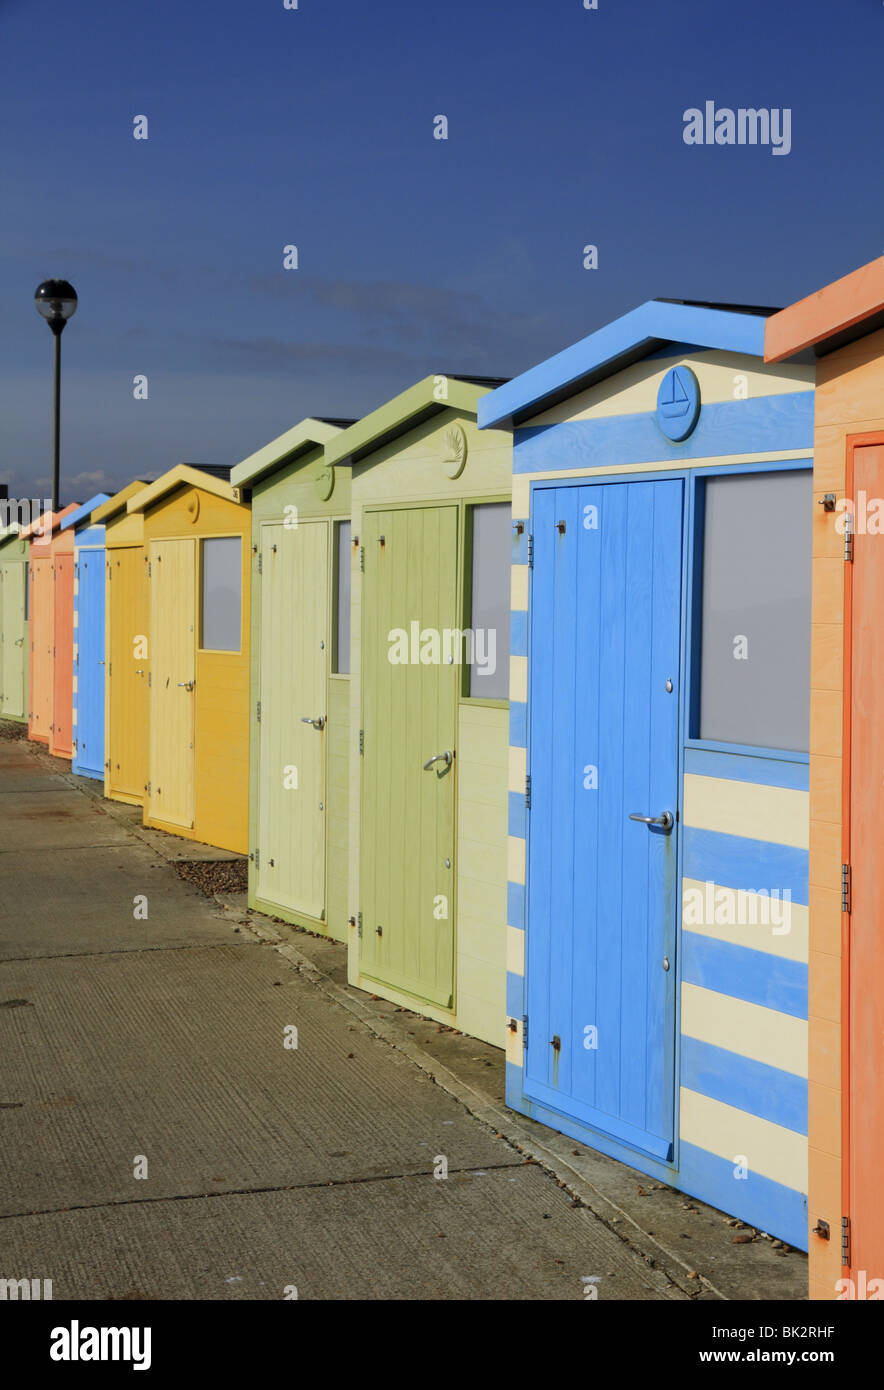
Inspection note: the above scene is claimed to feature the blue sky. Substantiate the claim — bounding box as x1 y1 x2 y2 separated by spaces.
1 0 881 504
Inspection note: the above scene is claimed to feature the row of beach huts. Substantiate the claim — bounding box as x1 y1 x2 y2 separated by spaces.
2 256 883 1297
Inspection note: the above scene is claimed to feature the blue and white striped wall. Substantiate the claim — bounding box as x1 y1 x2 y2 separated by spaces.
503 346 813 1250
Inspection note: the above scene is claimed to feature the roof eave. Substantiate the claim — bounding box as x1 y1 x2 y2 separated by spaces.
324 376 487 469
230 418 346 488
478 301 768 430
127 465 239 515
765 257 884 363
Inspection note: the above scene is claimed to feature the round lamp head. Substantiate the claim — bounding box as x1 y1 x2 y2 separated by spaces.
35 279 78 331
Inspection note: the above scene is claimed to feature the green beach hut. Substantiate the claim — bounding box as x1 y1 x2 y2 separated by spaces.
0 525 29 723
231 418 354 940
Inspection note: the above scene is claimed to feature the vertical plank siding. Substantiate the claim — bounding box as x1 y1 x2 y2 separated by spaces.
0 533 28 722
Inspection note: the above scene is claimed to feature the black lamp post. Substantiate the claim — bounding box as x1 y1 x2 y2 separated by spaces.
34 279 78 514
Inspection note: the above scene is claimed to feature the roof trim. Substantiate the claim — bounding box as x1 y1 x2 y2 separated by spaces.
324 376 492 469
60 493 112 532
91 481 150 525
764 257 884 363
21 503 79 541
477 300 769 430
230 418 349 488
127 465 241 515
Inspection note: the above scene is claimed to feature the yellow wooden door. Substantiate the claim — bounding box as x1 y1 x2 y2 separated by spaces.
149 538 195 827
257 520 329 919
108 547 149 800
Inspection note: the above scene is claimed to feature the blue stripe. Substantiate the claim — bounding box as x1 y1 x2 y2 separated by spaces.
682 931 807 1019
512 395 814 473
681 1036 807 1135
679 1141 807 1250
508 790 526 839
685 746 809 790
507 880 526 930
506 969 525 1017
511 609 528 657
509 702 527 747
683 826 808 906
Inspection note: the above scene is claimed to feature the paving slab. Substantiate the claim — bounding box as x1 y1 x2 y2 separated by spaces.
0 845 235 958
0 1167 683 1301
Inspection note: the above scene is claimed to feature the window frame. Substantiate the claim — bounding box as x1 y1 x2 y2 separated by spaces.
198 534 243 654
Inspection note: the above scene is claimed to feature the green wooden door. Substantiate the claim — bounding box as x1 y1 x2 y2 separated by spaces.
360 506 458 1007
1 562 26 719
257 519 329 920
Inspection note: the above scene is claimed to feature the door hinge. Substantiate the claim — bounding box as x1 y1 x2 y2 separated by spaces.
257 552 263 573
842 1215 850 1266
525 773 531 810
843 509 854 562
256 701 261 723
146 782 151 796
147 562 151 578
522 1014 529 1046
526 533 534 569
359 729 364 755
357 911 363 938
359 545 365 572
148 671 152 687
842 863 851 914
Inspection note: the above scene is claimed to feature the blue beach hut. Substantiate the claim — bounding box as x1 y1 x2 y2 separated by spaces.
479 300 816 1248
62 493 111 780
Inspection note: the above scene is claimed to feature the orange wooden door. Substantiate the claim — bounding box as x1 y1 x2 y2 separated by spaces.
51 552 74 756
29 557 53 741
847 441 884 1284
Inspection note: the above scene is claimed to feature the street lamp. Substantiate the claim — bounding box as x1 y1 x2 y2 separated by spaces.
34 279 78 514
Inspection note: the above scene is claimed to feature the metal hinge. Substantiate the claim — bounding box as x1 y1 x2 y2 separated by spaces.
359 545 365 572
842 863 851 914
525 773 531 810
147 562 151 578
357 911 363 938
257 552 263 573
148 672 151 687
256 701 261 723
146 782 151 796
844 511 854 563
842 1216 850 1266
522 1014 529 1046
359 729 364 755
526 533 534 569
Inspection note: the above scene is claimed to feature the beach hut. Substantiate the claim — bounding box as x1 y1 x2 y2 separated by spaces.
230 418 354 939
766 257 884 1298
93 483 149 806
0 525 29 722
127 464 250 853
63 493 112 779
324 376 511 1046
25 506 78 747
478 301 816 1247
48 496 110 761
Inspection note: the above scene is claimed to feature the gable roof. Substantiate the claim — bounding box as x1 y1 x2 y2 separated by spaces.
324 375 507 469
21 504 79 541
231 417 355 489
127 464 241 514
477 300 774 430
91 480 150 525
765 257 884 363
60 493 113 531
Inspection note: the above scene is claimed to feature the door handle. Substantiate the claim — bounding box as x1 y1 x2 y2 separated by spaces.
629 810 674 832
135 669 145 675
423 750 452 771
177 680 195 691
301 715 326 730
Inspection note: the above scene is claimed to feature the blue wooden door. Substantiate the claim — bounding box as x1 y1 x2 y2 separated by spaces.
524 478 683 1162
75 550 106 778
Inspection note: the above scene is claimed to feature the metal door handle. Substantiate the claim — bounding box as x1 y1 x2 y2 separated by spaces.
301 715 326 730
423 750 452 771
629 810 674 832
14 637 23 646
177 681 195 691
135 669 145 675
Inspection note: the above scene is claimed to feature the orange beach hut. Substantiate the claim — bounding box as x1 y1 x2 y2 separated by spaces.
24 506 77 747
766 256 884 1300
